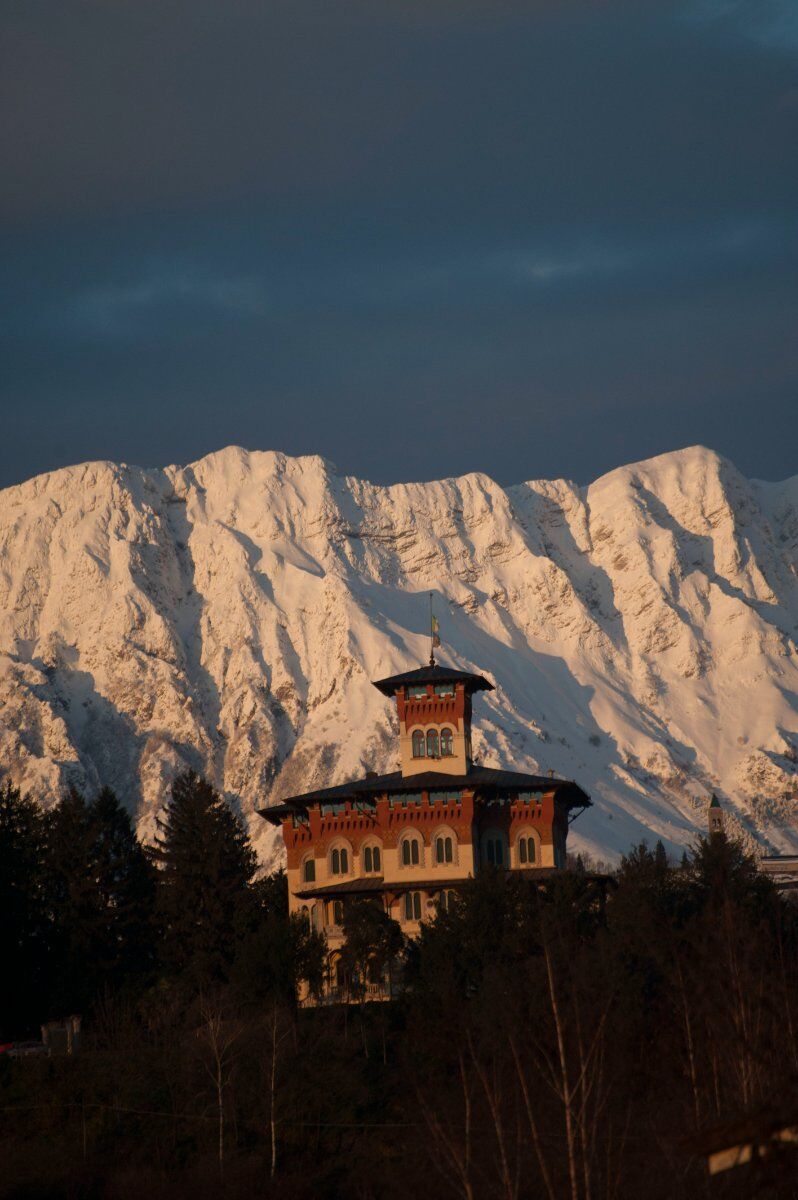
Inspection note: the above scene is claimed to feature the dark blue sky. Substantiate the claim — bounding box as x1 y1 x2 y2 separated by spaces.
2 0 796 489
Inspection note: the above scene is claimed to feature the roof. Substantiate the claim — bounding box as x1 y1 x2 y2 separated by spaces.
294 875 473 899
259 764 591 824
709 793 722 809
684 1106 798 1158
371 663 494 697
294 867 602 900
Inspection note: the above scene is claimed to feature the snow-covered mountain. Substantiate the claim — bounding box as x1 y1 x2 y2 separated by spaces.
1 445 796 865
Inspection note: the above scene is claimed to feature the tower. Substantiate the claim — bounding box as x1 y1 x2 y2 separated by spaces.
372 665 493 777
708 793 724 837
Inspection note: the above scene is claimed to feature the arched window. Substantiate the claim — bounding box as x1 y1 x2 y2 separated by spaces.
302 856 316 883
403 891 422 921
435 835 453 865
437 889 457 914
330 846 349 876
426 729 439 758
411 730 426 758
518 835 536 865
363 844 382 874
330 899 344 925
483 834 505 867
401 836 421 867
440 727 454 756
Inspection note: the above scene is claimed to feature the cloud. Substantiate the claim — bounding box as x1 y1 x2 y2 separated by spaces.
70 270 269 338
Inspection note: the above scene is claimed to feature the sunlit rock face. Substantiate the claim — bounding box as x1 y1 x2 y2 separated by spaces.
1 444 796 865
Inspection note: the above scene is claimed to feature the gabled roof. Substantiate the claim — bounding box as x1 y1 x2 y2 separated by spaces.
372 663 494 696
259 764 590 824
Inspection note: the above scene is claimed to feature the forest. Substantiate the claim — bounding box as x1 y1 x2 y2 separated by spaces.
1 771 797 1200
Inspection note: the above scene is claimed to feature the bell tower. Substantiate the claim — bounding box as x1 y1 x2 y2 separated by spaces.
372 665 493 778
708 793 724 837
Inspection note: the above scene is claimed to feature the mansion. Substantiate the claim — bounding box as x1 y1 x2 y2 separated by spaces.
261 662 591 1002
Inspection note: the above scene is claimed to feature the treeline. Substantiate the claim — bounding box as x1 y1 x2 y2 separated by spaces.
0 772 322 1037
2 776 798 1199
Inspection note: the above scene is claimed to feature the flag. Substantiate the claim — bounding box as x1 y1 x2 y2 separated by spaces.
431 614 441 648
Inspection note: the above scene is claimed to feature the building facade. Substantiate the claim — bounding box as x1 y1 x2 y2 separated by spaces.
260 663 591 1002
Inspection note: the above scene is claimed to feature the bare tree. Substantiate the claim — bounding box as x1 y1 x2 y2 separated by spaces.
195 994 246 1177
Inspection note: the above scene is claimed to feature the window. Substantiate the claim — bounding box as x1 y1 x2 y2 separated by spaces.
426 729 439 758
404 891 422 921
401 837 421 867
435 835 453 865
440 727 454 756
518 835 536 865
483 835 504 866
363 844 381 874
330 847 349 876
302 857 316 883
430 790 460 804
434 684 455 697
411 730 426 758
408 685 428 699
391 792 423 808
331 899 344 925
438 889 457 914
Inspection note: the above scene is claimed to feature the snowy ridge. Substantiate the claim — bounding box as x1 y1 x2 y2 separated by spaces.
0 445 796 865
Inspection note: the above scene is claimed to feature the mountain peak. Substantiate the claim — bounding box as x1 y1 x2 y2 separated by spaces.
1 444 796 865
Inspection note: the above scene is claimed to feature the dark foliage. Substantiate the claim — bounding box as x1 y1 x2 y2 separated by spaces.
1 777 798 1200
152 770 257 990
0 782 50 1038
44 786 156 1016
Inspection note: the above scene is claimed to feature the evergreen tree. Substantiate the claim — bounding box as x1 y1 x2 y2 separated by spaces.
153 770 257 990
45 786 155 1014
686 830 777 917
340 898 404 1001
232 870 326 1005
0 781 50 1037
88 787 156 986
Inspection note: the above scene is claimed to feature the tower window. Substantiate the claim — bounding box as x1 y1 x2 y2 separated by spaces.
408 686 428 699
331 847 349 876
435 835 453 865
401 837 421 867
403 891 422 921
302 857 316 883
411 730 426 758
434 684 455 697
440 728 454 756
518 835 536 865
426 730 439 758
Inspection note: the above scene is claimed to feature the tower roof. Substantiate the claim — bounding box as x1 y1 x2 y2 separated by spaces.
372 663 494 697
709 794 722 808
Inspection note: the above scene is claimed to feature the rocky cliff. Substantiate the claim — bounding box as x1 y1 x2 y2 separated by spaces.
1 445 796 864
